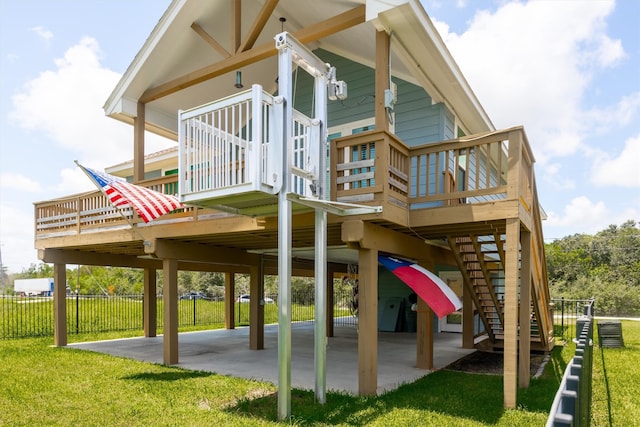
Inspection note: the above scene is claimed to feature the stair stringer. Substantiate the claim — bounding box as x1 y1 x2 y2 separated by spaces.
448 235 496 342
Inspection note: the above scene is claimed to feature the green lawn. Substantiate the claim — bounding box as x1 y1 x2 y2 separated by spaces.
1 321 638 426
591 320 640 427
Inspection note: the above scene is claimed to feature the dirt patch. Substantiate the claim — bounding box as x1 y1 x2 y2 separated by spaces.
445 351 547 376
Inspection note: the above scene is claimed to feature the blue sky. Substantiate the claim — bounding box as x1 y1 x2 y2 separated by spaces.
1 0 639 273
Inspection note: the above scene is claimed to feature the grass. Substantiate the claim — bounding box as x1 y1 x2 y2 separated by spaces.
591 320 640 427
0 321 638 426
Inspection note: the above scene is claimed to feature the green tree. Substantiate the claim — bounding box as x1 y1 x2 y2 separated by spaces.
15 263 54 280
546 220 640 316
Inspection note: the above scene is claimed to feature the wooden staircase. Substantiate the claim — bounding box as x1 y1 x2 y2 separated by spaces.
449 232 551 350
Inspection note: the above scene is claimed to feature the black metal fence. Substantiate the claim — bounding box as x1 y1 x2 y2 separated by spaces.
2 292 594 341
547 299 595 427
1 290 357 339
552 298 595 342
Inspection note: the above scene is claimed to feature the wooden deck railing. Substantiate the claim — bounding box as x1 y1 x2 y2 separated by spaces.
331 126 534 211
34 177 190 238
530 174 554 344
36 126 537 240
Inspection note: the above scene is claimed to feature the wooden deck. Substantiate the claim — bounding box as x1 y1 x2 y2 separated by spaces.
35 126 553 355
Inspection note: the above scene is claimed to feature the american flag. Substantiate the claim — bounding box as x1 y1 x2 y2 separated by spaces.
77 162 183 223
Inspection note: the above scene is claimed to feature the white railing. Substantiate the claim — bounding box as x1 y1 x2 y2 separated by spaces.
178 85 280 205
178 84 319 209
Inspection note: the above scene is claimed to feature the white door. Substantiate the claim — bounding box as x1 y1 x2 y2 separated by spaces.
438 271 463 333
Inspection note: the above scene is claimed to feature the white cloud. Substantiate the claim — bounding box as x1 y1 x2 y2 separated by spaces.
590 134 640 188
590 33 625 68
545 196 610 235
10 37 125 162
0 203 38 273
540 163 575 190
0 172 43 193
432 1 620 163
30 26 53 42
8 37 175 195
545 195 639 236
54 167 96 194
583 91 640 135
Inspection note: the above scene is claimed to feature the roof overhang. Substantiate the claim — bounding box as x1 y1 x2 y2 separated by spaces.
104 0 493 143
372 1 494 133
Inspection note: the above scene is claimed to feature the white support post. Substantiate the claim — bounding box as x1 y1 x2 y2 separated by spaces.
274 31 348 418
276 36 293 422
314 70 328 404
251 84 263 186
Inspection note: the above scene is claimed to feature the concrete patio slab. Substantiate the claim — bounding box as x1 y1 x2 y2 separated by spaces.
69 321 474 395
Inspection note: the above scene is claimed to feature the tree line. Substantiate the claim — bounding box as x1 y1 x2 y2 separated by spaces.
545 220 640 316
4 263 327 305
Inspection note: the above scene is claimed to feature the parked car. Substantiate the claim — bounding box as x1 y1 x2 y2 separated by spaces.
237 294 275 304
180 291 209 300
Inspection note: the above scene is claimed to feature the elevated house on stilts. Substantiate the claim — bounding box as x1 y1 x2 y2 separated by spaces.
35 0 553 419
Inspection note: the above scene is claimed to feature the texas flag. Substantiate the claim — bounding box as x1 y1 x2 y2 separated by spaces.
378 255 462 318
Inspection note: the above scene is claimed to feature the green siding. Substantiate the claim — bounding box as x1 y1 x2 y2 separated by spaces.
378 267 416 332
442 105 456 140
292 50 375 127
395 78 442 146
292 49 454 145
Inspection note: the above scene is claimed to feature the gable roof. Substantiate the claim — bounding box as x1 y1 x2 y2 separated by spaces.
104 0 493 140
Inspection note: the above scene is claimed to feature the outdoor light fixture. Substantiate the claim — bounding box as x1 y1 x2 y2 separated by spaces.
235 71 243 89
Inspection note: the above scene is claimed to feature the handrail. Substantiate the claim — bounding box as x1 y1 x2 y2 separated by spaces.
530 174 554 344
34 175 189 237
332 126 534 210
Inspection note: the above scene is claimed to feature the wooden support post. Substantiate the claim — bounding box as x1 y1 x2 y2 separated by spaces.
163 258 178 364
519 229 532 388
375 30 390 133
358 248 378 395
133 101 145 183
53 263 67 347
416 298 434 369
249 263 264 350
503 218 520 408
231 0 241 53
416 259 434 369
462 282 475 349
143 268 157 338
225 272 235 329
